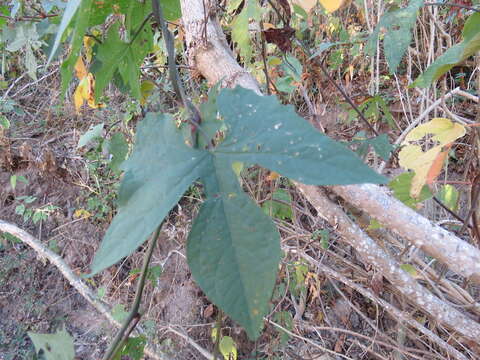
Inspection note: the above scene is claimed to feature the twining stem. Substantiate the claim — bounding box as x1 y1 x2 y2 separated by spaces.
102 225 162 360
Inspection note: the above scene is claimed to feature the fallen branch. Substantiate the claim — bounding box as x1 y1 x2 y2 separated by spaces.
331 184 480 283
294 184 480 342
0 220 169 360
294 250 470 360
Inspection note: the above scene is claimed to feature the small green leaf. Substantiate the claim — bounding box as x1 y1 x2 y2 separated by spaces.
389 172 432 209
0 115 9 129
112 336 146 360
273 311 293 345
437 184 459 212
262 189 293 220
77 123 104 148
28 328 75 360
97 286 106 298
111 304 129 323
366 0 424 73
107 132 129 172
412 13 480 88
219 336 237 360
400 264 418 278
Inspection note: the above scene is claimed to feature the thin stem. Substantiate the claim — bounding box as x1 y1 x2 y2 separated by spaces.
102 225 162 360
424 2 480 12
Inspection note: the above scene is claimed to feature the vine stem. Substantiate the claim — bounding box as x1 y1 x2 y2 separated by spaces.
151 0 210 149
102 225 162 360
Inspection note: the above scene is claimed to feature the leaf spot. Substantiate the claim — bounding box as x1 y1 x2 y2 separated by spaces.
274 123 283 130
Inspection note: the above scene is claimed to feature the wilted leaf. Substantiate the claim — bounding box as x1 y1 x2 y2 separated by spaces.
319 0 345 13
263 27 295 52
398 118 466 198
292 0 317 13
73 57 104 112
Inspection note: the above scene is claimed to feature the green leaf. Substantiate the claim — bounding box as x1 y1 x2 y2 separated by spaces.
215 87 386 185
437 184 459 212
219 336 237 360
351 131 394 161
366 0 424 73
112 336 146 360
412 13 480 88
28 328 75 360
161 0 182 21
0 115 10 129
111 304 129 323
231 0 261 64
273 311 293 345
107 132 129 172
188 156 281 339
77 123 104 148
262 189 293 220
93 21 152 100
47 0 82 64
389 172 432 208
400 263 418 278
90 114 207 275
92 87 386 339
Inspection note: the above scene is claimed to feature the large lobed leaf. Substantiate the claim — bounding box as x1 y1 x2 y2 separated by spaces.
215 87 386 185
188 156 281 339
92 87 385 339
90 113 207 274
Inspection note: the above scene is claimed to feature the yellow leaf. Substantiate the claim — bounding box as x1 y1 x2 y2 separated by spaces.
292 0 317 13
74 56 88 80
320 0 345 13
398 118 466 198
74 209 92 219
83 36 95 62
140 80 155 106
73 72 104 113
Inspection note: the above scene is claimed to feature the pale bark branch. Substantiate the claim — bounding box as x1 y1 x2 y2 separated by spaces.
0 220 169 360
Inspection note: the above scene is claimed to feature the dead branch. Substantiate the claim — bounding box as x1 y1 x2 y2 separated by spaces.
0 220 170 360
